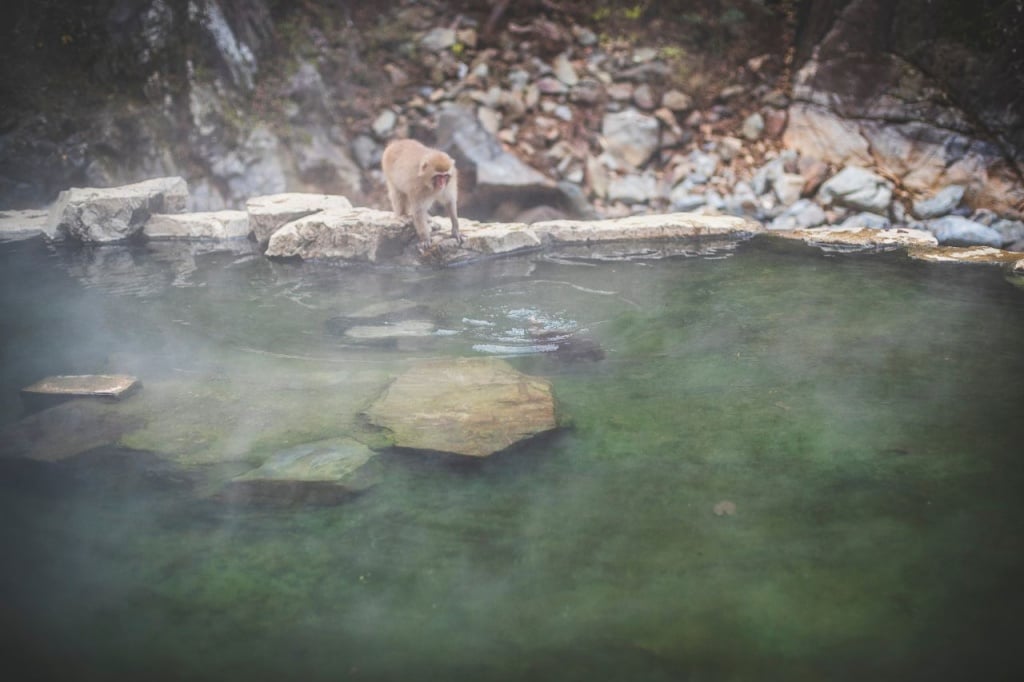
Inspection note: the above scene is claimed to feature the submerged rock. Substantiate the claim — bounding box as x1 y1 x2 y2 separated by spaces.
222 437 381 506
0 399 144 462
363 357 560 457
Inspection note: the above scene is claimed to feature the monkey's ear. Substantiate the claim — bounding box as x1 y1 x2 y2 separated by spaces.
419 159 430 176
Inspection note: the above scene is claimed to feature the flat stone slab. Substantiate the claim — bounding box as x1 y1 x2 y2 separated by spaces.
0 208 48 241
906 245 1024 265
344 320 437 341
21 374 141 401
222 437 381 505
363 357 560 457
532 212 762 244
265 209 761 265
144 210 250 240
769 226 938 251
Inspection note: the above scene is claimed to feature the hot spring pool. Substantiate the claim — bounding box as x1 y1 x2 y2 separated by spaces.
1 236 1023 681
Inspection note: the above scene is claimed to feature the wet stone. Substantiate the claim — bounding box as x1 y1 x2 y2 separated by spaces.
221 437 381 506
21 374 141 410
363 357 560 457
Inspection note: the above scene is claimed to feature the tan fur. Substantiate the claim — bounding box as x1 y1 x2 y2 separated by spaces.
381 139 461 247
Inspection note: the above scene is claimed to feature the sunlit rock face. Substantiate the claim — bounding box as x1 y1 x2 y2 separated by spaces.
363 357 560 457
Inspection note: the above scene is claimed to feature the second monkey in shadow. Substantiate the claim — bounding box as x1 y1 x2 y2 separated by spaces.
381 139 462 250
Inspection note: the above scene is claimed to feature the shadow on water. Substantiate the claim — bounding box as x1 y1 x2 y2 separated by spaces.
2 236 1024 681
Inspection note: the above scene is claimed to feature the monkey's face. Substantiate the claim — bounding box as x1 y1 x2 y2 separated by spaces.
421 152 455 192
432 172 451 191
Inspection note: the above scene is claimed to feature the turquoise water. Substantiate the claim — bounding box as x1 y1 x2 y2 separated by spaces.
2 236 1024 681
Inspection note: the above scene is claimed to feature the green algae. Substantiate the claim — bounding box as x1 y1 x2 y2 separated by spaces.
2 239 1024 681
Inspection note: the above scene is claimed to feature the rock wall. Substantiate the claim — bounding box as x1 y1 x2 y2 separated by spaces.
786 0 1024 217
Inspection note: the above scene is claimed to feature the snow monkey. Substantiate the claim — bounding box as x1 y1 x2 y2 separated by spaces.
381 139 462 249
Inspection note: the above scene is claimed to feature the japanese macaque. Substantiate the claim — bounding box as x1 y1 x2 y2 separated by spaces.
381 139 462 249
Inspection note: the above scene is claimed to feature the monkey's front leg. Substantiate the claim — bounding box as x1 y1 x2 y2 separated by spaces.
446 200 463 245
411 209 433 249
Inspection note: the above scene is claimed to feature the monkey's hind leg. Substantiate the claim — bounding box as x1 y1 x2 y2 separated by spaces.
387 185 409 217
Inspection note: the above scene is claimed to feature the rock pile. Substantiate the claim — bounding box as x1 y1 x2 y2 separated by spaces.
346 10 1024 253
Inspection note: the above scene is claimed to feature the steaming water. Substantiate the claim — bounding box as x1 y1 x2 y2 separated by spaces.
2 236 1024 681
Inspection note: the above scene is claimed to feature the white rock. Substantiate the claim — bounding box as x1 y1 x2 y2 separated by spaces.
534 213 761 244
768 199 826 230
420 27 456 52
772 173 806 206
925 215 1003 247
551 53 579 86
608 174 660 204
912 185 965 219
776 226 938 251
144 210 250 240
247 193 353 246
0 208 48 241
46 177 189 243
601 110 660 168
839 212 892 230
741 112 765 141
371 109 398 138
817 166 893 214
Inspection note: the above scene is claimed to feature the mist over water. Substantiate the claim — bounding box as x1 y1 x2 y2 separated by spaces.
2 236 1024 681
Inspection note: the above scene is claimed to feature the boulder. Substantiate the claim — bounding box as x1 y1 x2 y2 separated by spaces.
144 210 250 240
768 199 826 231
46 177 189 243
839 212 892 230
912 185 965 220
265 207 411 262
436 106 569 216
246 192 353 247
607 174 660 204
601 109 661 168
222 437 381 506
924 216 1003 248
817 167 893 214
363 357 560 457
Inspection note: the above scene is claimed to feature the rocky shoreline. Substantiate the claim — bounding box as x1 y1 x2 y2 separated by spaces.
2 175 1022 276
